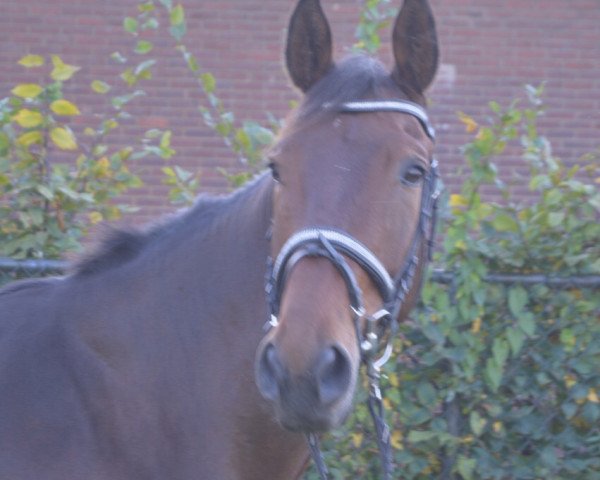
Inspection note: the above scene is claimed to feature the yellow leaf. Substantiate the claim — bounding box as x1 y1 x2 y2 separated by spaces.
455 239 467 251
106 205 122 220
94 156 111 177
12 108 43 128
84 127 96 136
88 212 103 225
391 430 403 450
564 374 577 389
18 54 45 67
493 421 503 433
387 372 399 388
351 432 363 448
471 317 482 334
588 388 599 404
457 111 478 133
91 80 110 94
51 55 81 81
50 99 81 116
50 127 77 150
17 130 43 147
449 194 468 208
11 83 43 98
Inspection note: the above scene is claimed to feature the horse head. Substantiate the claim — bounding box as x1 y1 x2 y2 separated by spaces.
255 0 439 434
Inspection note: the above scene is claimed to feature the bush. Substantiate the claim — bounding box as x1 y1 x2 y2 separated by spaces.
305 86 600 479
0 3 181 260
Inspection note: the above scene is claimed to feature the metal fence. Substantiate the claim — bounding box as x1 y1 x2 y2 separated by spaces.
2 257 600 289
0 257 68 286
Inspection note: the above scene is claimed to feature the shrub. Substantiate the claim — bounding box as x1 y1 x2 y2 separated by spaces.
305 86 600 479
0 1 183 260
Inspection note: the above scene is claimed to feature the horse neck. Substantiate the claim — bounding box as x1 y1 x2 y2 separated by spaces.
153 173 274 333
72 174 274 375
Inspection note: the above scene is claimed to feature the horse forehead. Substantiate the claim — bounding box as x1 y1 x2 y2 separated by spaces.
293 112 428 166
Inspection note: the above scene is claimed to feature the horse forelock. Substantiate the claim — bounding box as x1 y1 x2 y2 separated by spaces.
294 54 417 125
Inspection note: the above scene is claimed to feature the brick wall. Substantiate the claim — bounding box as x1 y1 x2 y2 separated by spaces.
1 0 599 223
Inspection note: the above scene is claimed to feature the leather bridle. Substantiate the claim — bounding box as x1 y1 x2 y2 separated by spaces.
264 99 440 480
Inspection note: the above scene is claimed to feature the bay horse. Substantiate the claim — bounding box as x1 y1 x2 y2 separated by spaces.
0 0 439 478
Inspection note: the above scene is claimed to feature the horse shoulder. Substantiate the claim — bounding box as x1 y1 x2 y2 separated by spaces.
0 278 129 479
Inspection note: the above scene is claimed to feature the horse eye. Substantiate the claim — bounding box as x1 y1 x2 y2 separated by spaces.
401 164 426 186
268 162 281 183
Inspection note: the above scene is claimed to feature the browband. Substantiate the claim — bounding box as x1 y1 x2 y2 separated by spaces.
327 100 436 141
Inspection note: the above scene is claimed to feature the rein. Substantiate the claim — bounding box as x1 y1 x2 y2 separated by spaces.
264 99 440 480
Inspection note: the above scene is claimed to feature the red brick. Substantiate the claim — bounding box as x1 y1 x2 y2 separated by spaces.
1 0 598 220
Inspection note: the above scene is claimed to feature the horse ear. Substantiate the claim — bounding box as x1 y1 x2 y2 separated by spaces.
391 0 439 96
285 0 334 92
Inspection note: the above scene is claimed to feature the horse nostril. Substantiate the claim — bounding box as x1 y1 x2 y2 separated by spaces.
315 344 352 406
256 343 286 401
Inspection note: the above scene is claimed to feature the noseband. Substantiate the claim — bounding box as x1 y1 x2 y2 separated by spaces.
264 100 440 480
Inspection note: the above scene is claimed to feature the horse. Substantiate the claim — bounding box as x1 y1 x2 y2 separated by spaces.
0 0 439 478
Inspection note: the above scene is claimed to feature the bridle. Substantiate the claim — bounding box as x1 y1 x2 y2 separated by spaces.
264 99 440 480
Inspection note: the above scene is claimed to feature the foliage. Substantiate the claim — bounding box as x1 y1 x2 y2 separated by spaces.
142 0 278 189
304 87 600 479
0 5 178 259
352 0 397 54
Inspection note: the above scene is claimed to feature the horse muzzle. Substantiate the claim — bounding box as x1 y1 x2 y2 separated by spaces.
255 339 356 432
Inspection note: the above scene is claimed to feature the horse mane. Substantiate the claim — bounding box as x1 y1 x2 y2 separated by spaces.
72 173 271 277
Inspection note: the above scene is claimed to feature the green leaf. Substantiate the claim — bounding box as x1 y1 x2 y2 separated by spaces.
123 17 138 34
457 455 476 480
18 54 45 67
492 213 518 232
0 132 9 155
142 18 159 30
134 40 153 54
518 313 536 337
485 358 503 392
138 2 154 12
170 22 186 41
162 166 175 177
91 80 111 94
416 382 437 406
492 338 509 367
559 328 576 350
134 59 156 76
407 430 437 443
36 184 54 200
170 4 185 25
506 326 526 356
110 52 128 64
561 402 578 419
508 286 528 317
201 73 216 94
244 121 274 146
50 99 81 116
469 411 486 436
174 166 192 182
548 211 565 227
160 130 172 149
120 68 137 87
